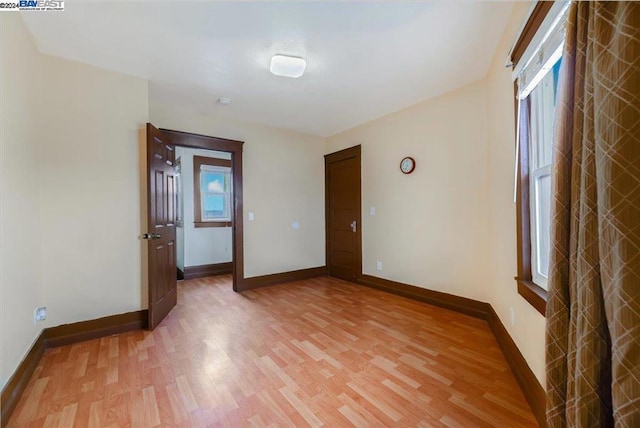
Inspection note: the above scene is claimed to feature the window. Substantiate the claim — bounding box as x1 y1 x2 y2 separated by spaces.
528 58 562 289
193 155 232 228
201 168 231 220
511 1 569 315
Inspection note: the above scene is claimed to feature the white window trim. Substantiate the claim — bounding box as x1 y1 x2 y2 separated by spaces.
527 51 562 290
530 165 551 289
512 0 570 88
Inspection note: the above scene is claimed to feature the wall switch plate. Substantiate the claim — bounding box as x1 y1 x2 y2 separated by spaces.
248 212 254 221
369 206 376 216
509 307 515 326
34 306 47 324
376 261 383 271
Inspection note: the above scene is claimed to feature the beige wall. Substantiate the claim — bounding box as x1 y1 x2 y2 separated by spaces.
326 82 493 303
0 14 149 389
325 2 545 387
486 2 546 387
0 13 45 390
37 55 149 327
150 104 326 278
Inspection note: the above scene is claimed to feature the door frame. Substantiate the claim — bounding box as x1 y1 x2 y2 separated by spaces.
324 145 363 281
160 129 246 292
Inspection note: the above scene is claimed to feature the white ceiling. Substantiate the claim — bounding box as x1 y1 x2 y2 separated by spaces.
22 1 515 137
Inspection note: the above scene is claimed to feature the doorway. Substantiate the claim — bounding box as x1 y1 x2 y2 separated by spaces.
325 145 362 282
145 124 244 330
175 147 234 281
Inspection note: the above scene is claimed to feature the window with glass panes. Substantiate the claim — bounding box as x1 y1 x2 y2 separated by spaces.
200 166 231 221
528 58 562 289
193 155 232 227
510 0 569 314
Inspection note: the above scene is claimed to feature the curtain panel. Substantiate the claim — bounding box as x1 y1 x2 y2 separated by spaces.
546 2 640 427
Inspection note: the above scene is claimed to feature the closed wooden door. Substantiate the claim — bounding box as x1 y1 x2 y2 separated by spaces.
145 123 177 329
325 146 362 281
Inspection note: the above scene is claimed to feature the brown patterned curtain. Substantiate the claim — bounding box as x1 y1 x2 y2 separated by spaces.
546 2 640 427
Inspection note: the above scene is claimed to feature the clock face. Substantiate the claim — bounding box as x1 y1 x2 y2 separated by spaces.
400 157 415 174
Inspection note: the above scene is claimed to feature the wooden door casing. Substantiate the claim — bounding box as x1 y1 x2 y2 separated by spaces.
325 146 362 282
147 123 177 329
158 129 245 291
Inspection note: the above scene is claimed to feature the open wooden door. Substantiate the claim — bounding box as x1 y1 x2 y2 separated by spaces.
144 123 177 329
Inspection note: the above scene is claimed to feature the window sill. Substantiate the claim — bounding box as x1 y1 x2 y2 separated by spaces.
194 221 232 228
516 278 547 316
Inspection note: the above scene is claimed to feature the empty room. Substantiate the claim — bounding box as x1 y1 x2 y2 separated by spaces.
1 1 638 427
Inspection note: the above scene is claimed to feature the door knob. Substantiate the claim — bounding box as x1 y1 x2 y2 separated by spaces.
141 233 162 240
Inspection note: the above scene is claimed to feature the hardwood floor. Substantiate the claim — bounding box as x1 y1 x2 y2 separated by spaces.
8 275 538 427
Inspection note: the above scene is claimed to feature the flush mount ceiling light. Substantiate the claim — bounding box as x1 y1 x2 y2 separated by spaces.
270 54 307 78
217 97 231 105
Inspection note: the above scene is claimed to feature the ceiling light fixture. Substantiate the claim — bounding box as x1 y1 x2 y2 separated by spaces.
217 97 231 105
270 54 307 78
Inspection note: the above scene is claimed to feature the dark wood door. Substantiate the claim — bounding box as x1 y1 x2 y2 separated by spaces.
325 146 362 281
146 123 177 329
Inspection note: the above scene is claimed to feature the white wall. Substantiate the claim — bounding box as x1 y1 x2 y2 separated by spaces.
0 13 45 390
150 104 326 278
486 2 546 387
175 146 233 267
326 82 493 303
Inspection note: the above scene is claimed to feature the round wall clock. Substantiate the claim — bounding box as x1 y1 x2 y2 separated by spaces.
400 157 416 174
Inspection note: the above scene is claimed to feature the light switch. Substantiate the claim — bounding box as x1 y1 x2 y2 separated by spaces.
248 212 254 221
369 206 376 216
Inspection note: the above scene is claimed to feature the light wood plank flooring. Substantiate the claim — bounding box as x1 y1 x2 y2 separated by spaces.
8 275 538 427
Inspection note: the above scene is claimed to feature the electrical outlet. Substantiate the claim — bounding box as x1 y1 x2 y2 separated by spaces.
509 307 515 326
34 306 47 324
376 261 383 271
